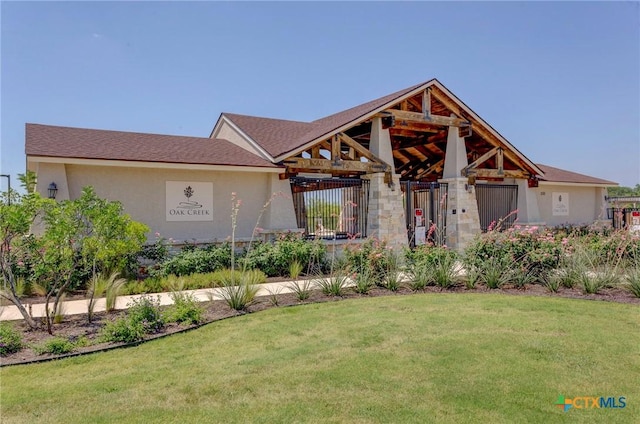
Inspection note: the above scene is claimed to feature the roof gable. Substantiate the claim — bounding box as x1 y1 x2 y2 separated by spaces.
26 123 278 168
219 114 313 159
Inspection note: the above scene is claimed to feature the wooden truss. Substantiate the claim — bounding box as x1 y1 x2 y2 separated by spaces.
281 133 393 184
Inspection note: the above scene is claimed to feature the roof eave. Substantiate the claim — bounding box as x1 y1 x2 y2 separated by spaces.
273 79 437 162
429 80 544 178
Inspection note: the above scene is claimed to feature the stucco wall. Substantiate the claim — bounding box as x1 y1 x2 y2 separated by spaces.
536 184 608 227
49 164 298 242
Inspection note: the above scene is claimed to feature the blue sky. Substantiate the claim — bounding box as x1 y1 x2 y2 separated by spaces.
1 1 639 190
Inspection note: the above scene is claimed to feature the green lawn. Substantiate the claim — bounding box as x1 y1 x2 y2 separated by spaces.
1 294 638 423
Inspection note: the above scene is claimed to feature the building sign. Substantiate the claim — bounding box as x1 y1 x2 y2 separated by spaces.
552 192 569 216
166 181 213 221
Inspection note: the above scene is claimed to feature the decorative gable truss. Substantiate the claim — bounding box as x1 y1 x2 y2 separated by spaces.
280 133 393 184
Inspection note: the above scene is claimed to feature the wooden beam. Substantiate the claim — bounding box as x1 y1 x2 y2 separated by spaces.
463 146 499 174
407 97 422 111
283 157 389 173
380 109 470 128
465 168 529 179
413 159 445 180
422 88 431 117
389 121 442 133
496 147 504 175
331 135 341 162
337 133 391 168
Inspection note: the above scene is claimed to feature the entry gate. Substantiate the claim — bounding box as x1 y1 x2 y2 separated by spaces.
475 184 518 232
402 181 448 247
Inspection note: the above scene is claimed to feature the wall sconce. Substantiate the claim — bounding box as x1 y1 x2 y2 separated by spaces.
47 182 58 199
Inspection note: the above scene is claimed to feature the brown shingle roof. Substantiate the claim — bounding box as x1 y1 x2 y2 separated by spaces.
537 164 617 185
26 123 279 168
223 80 431 159
221 114 313 159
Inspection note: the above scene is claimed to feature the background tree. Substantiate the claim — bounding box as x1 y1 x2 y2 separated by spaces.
608 184 640 197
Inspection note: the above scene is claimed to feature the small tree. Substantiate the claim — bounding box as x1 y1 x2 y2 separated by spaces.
1 175 149 333
30 187 148 334
0 174 45 329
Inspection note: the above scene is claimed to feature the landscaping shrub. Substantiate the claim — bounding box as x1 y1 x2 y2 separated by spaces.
344 238 391 285
241 235 326 277
0 323 23 356
127 296 165 333
155 244 232 277
101 317 145 343
101 296 164 343
464 225 563 276
33 337 76 355
164 292 203 325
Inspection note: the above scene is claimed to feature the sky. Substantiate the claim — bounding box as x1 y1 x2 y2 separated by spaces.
1 1 639 192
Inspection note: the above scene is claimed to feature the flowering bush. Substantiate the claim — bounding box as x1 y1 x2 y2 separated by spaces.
464 225 564 278
343 238 392 286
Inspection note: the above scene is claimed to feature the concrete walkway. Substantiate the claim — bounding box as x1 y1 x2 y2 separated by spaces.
0 278 345 322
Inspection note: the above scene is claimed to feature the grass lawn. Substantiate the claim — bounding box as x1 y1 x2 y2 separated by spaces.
1 293 638 423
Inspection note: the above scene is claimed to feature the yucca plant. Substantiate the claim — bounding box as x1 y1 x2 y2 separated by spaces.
542 271 561 293
87 273 107 323
480 256 512 289
381 253 403 292
463 265 480 290
432 249 458 289
353 270 374 294
287 279 313 301
316 272 349 297
510 265 537 289
217 271 260 311
288 260 304 280
104 272 127 313
53 293 67 324
265 285 283 306
624 266 640 298
580 268 617 295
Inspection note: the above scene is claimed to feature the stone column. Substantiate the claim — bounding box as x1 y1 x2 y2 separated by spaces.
366 118 407 250
439 122 481 251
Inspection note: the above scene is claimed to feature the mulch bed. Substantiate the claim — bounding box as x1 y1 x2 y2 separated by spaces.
1 283 638 367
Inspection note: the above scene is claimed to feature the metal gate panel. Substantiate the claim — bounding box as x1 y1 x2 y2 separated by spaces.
475 184 518 232
402 181 448 247
290 177 370 239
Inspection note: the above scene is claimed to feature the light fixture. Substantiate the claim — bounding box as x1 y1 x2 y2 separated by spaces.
47 182 58 199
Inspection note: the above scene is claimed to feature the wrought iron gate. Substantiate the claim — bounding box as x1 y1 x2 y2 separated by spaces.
290 177 370 239
402 181 448 247
475 184 518 231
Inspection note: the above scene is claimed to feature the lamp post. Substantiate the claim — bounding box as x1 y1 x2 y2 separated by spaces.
0 174 10 205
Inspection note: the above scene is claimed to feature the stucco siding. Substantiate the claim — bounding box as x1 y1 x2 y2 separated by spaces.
536 184 607 227
61 164 297 242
